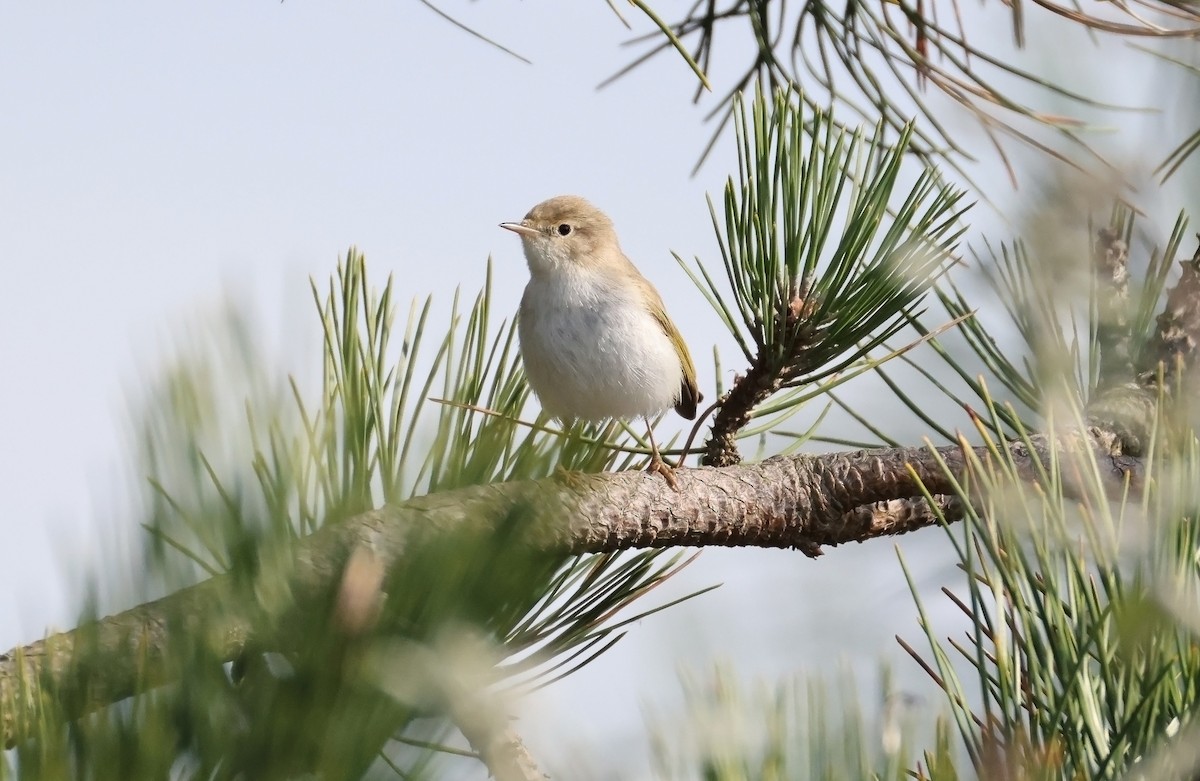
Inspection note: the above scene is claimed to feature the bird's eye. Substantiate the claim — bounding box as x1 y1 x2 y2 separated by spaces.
556 223 572 236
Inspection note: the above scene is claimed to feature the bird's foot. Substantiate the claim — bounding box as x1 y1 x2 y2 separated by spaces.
646 452 681 491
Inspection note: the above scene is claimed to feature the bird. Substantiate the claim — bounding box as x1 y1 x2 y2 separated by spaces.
500 195 702 488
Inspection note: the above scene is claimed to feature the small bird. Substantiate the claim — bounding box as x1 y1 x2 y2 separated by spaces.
500 195 702 487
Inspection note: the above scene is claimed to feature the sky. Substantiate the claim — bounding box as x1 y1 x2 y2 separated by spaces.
1 2 1196 778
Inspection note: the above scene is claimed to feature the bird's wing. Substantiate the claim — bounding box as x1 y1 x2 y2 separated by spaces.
642 281 703 420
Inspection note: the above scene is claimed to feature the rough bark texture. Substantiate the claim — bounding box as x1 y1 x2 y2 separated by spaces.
1141 240 1200 388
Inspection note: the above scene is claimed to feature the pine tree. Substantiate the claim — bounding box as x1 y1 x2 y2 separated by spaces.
3 3 1199 779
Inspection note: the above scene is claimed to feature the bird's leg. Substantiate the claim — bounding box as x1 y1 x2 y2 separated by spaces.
643 417 680 490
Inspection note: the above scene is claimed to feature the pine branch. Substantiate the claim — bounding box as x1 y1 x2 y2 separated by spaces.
1141 237 1200 388
0 428 1138 750
453 717 546 781
616 1 1200 182
1089 234 1200 456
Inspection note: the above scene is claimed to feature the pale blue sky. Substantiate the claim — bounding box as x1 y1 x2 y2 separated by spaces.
2 2 1194 777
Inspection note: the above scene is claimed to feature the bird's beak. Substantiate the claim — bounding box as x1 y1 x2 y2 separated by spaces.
500 221 539 239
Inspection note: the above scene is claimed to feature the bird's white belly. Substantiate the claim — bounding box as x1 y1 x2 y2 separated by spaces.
519 274 683 422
